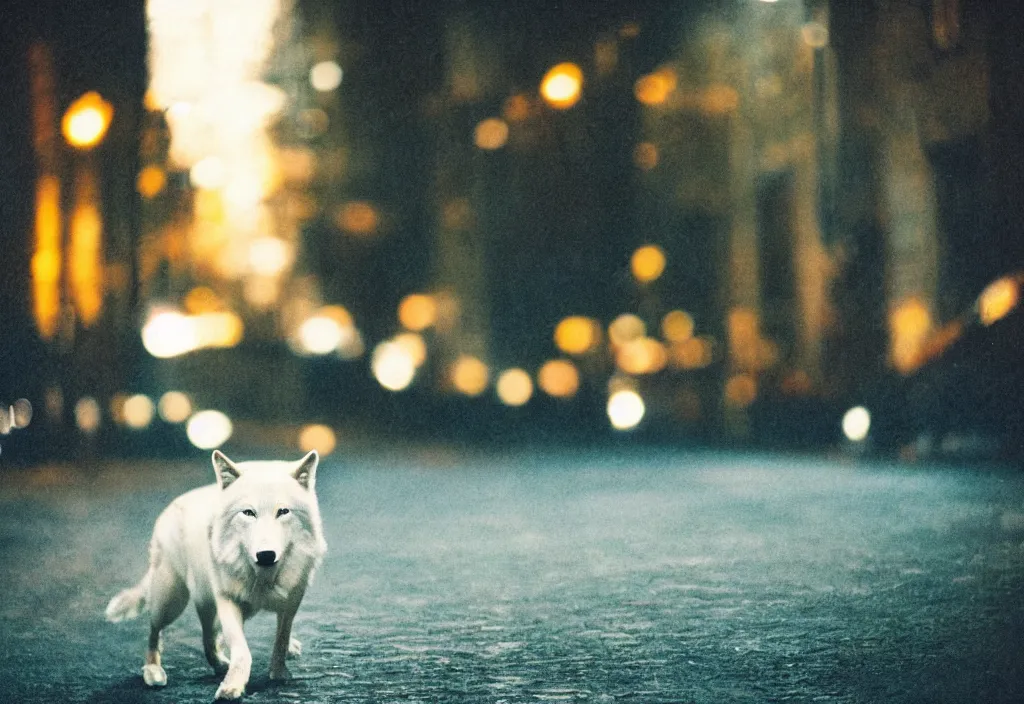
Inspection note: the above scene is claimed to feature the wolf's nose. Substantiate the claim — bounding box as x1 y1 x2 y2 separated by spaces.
255 550 277 566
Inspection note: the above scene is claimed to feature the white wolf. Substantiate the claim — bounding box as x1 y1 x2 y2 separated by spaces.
105 450 327 700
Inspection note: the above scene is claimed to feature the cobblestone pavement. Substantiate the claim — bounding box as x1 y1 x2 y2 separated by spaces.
1 448 1023 703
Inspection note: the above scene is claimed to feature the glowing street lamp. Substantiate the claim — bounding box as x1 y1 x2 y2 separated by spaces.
62 92 114 150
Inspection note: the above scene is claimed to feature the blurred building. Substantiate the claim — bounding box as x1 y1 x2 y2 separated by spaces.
4 0 1022 457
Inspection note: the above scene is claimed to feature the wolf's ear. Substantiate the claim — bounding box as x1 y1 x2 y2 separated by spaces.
212 450 241 490
292 450 319 490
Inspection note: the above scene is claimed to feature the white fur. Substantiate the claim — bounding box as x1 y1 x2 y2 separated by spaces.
105 451 327 700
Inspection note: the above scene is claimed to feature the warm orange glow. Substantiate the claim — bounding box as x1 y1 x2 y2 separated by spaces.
319 304 355 329
69 170 103 327
700 84 740 116
631 245 666 283
474 118 509 150
496 368 533 407
184 286 223 314
889 297 932 373
158 391 192 424
248 237 294 277
616 337 668 375
978 277 1019 326
337 201 379 236
442 198 473 230
634 69 676 106
398 293 438 331
142 309 244 358
393 332 428 368
728 307 761 371
670 337 714 370
554 316 601 355
801 21 829 48
503 94 531 122
32 175 61 340
137 165 167 198
62 91 113 149
724 373 758 409
123 394 155 430
633 142 659 171
662 310 695 343
540 63 583 110
608 313 646 347
299 424 337 456
538 359 580 398
450 355 489 396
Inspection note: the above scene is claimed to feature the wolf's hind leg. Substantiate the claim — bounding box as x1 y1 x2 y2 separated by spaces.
196 600 230 675
142 561 189 687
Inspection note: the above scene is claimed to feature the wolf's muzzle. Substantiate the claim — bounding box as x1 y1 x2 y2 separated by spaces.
255 550 278 566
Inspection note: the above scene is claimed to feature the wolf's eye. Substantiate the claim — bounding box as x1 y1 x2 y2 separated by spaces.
276 508 290 518
241 508 257 518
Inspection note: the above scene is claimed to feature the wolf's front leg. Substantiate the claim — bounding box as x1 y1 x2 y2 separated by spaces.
269 608 298 680
213 598 251 700
196 600 229 675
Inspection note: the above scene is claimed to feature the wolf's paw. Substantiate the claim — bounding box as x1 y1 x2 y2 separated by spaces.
288 637 302 658
214 679 246 700
269 663 291 681
142 663 167 687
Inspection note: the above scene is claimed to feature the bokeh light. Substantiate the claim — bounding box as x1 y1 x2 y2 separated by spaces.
32 175 61 340
75 397 102 434
634 68 676 107
503 94 531 122
398 293 438 331
631 245 666 283
392 332 428 368
662 310 695 343
616 337 668 375
372 341 417 392
296 315 345 355
337 201 380 236
186 410 233 449
158 391 193 424
450 355 489 396
608 314 646 347
978 277 1019 326
142 310 200 358
136 165 167 198
538 359 580 399
670 337 715 370
474 118 509 150
554 316 601 355
189 156 227 189
889 297 932 373
724 373 758 409
842 406 871 442
607 389 645 430
62 92 113 149
540 62 583 110
123 394 155 430
633 142 659 171
299 424 337 456
309 60 343 92
248 237 294 277
496 368 533 407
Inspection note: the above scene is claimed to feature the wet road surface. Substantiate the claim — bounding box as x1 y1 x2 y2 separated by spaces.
1 448 1023 703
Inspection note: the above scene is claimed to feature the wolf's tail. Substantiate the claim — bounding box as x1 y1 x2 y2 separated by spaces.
105 569 152 623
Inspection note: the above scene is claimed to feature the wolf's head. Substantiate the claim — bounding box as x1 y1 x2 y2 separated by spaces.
209 450 327 586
